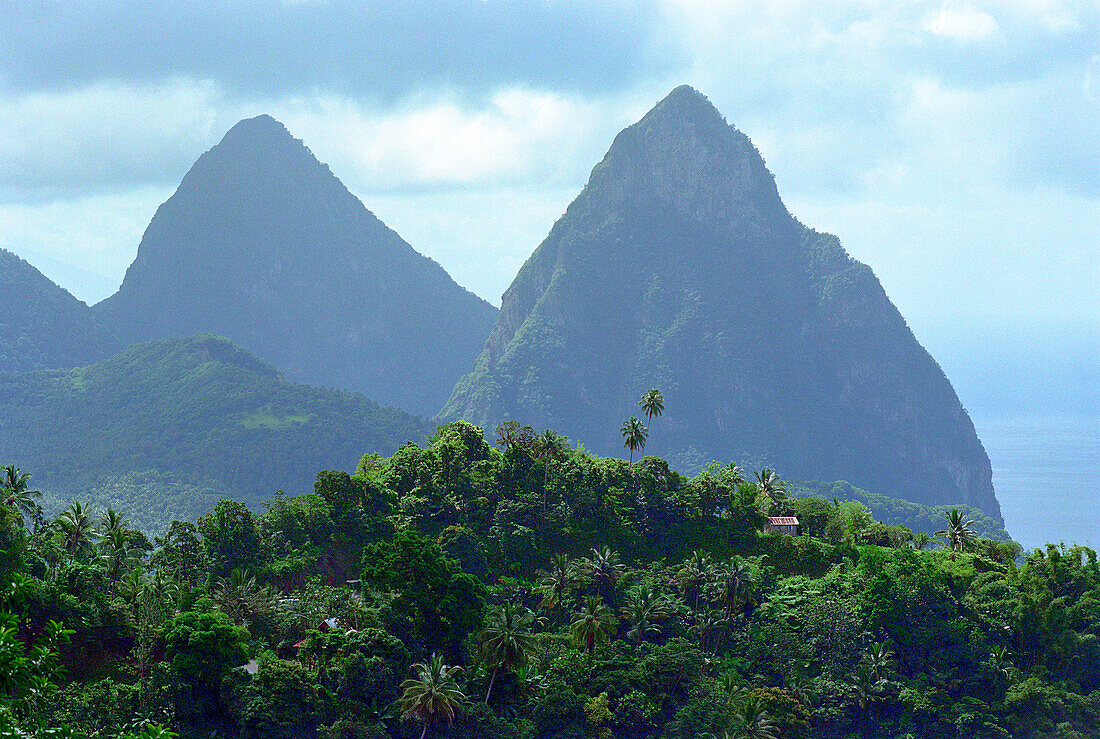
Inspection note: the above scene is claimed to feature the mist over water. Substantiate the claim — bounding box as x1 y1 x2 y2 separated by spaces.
976 414 1100 551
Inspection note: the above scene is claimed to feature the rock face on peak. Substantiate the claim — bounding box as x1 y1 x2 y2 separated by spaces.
443 86 1000 519
0 249 120 374
95 115 497 416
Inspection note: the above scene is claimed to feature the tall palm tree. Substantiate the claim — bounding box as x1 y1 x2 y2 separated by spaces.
754 468 787 502
212 568 277 625
99 528 138 589
534 554 581 611
569 596 617 654
399 653 466 739
638 389 665 443
1 465 41 527
56 502 96 563
717 556 754 619
935 509 977 552
620 417 647 464
677 550 715 615
582 545 624 604
478 601 537 703
99 509 129 539
534 430 568 511
620 584 670 645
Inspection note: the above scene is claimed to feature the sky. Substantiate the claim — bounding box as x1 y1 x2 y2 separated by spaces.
1 0 1096 418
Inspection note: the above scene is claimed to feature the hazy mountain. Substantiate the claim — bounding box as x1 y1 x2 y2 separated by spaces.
444 86 1001 520
0 248 120 374
95 115 497 416
0 334 433 532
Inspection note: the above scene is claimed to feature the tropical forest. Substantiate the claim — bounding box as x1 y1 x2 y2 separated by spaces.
3 411 1099 739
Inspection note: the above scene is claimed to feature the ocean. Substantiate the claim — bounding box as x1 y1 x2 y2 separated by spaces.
974 414 1100 552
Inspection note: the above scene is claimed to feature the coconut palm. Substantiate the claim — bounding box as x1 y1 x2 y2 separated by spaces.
620 417 647 463
754 468 787 502
99 528 139 588
56 502 97 563
935 509 977 552
846 663 889 710
863 642 896 681
984 645 1018 687
534 430 568 511
212 568 277 624
1 465 41 527
620 584 670 645
478 601 537 703
569 596 617 654
716 556 754 619
534 554 581 611
99 509 129 539
735 697 779 739
677 550 716 615
638 388 665 441
582 545 624 603
399 653 466 739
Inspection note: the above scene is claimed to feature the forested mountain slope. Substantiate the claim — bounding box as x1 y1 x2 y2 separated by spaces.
0 334 432 531
95 115 497 416
0 248 120 374
443 86 1000 521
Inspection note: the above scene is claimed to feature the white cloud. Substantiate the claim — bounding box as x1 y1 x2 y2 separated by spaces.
924 4 1001 41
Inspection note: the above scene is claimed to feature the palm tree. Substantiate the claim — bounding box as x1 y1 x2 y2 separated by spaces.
582 545 624 603
935 509 977 552
212 568 277 625
638 389 665 444
534 430 568 512
620 417 647 463
569 596 617 654
478 602 537 703
99 528 138 589
984 645 1018 688
99 508 129 539
534 554 581 611
399 653 466 739
620 584 670 645
863 642 896 681
735 697 779 739
846 662 888 710
56 502 96 563
1 465 41 527
717 556 754 619
677 550 715 615
754 468 787 502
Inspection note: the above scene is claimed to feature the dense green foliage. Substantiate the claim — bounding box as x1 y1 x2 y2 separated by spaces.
94 114 497 416
442 85 999 523
4 421 1094 737
0 334 433 533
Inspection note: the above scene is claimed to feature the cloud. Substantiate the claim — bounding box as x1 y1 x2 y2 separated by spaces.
924 5 1001 42
0 1 680 100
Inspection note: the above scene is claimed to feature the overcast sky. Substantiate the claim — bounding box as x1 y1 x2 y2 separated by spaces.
1 0 1096 414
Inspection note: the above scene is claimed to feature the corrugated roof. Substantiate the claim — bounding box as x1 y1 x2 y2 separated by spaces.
767 517 799 525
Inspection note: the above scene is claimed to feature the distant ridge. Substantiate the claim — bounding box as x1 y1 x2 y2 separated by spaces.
444 85 1001 520
0 248 120 374
95 115 497 416
0 333 433 533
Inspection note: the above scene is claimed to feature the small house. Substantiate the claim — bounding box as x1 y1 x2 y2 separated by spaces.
764 516 799 535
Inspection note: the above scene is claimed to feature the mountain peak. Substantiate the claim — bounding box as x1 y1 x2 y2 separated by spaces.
581 85 789 232
219 114 297 148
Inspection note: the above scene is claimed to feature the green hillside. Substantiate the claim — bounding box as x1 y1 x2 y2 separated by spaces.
0 334 432 531
0 248 120 374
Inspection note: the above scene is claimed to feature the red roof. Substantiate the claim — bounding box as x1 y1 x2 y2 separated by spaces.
767 517 799 526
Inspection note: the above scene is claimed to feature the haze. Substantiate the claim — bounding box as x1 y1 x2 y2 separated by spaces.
1 0 1096 420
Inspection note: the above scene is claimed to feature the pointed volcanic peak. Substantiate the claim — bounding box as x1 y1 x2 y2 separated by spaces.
0 248 120 374
444 86 1000 521
96 115 497 416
